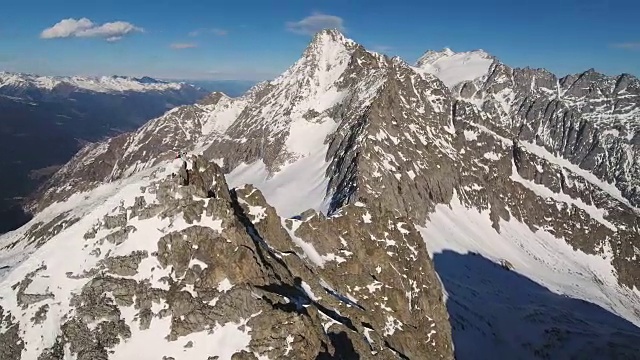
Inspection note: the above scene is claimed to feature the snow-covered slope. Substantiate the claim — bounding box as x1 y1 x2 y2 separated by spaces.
415 48 495 87
1 29 640 359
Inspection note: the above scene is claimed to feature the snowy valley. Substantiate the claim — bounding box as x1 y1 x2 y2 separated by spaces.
0 29 639 359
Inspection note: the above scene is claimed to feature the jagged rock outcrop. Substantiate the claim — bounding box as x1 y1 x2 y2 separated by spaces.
426 51 640 209
0 155 453 359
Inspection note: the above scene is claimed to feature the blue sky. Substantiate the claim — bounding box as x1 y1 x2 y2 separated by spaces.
0 0 638 80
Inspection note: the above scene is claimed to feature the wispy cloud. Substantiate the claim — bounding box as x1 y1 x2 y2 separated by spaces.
189 28 228 37
286 12 345 35
40 18 143 42
170 42 198 49
611 42 640 50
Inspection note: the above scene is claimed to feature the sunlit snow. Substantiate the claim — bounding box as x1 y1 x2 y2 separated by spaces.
415 48 494 88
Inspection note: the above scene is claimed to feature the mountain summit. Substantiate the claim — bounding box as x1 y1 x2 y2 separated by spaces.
1 30 640 359
415 48 495 87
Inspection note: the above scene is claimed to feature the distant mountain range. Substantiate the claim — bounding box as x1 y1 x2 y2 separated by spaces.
0 72 210 233
0 72 201 95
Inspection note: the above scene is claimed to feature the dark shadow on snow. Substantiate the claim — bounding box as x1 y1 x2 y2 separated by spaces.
433 250 640 359
256 277 359 333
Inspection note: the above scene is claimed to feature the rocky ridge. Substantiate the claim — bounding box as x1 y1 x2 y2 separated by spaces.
417 50 640 208
0 155 453 359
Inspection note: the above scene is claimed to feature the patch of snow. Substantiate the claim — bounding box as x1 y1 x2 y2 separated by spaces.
319 278 362 308
217 278 233 293
363 327 375 349
200 97 249 138
367 281 384 294
281 218 326 267
601 129 620 138
535 163 544 173
189 258 208 270
248 205 267 223
383 315 403 336
322 253 347 264
464 130 479 141
284 335 294 355
209 297 220 307
483 152 501 161
300 281 320 301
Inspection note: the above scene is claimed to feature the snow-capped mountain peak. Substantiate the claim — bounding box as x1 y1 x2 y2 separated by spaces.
276 29 357 87
310 28 355 47
417 47 456 61
415 47 495 88
441 47 455 56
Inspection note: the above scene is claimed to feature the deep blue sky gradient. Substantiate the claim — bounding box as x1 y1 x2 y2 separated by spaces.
0 0 638 80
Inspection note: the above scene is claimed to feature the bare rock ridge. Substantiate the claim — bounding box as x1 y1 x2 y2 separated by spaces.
2 28 640 358
436 52 640 208
0 155 453 359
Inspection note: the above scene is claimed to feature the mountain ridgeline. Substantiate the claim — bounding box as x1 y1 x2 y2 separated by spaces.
0 30 639 359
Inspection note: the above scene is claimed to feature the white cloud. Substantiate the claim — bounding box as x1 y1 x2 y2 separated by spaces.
40 18 93 39
286 12 345 35
40 18 143 41
611 42 640 50
170 42 198 49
